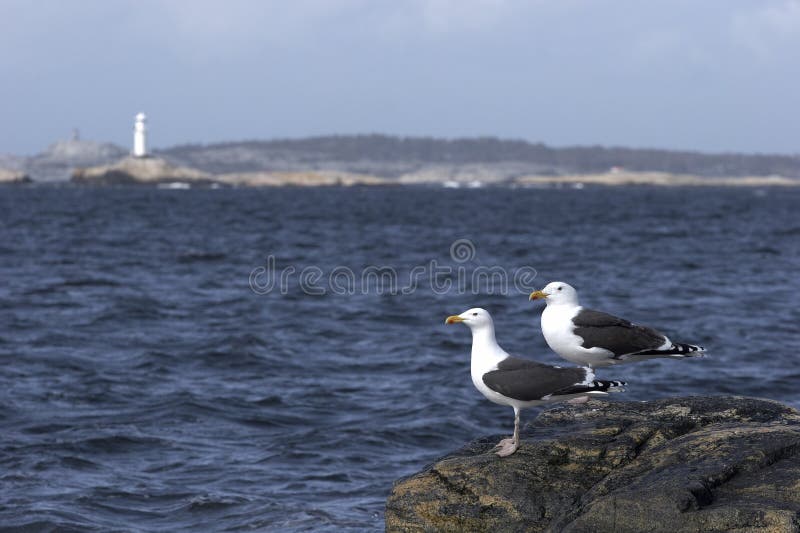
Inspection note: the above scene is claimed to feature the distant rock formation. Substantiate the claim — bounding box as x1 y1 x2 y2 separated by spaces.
386 396 800 532
72 156 214 186
42 139 125 162
217 170 389 187
71 157 397 187
516 172 800 187
0 168 31 184
23 139 127 182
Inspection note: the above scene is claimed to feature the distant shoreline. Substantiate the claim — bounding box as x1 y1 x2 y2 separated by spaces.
513 171 800 187
7 171 799 188
5 135 800 184
66 157 800 188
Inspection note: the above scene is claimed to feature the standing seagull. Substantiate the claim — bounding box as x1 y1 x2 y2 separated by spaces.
530 282 705 368
445 308 625 457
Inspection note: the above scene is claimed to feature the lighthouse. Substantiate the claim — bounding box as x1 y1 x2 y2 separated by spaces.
133 112 148 157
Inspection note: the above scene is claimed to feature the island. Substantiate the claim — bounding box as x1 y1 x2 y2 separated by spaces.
4 134 800 187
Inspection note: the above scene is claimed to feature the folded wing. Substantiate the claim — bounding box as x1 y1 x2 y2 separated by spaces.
572 308 668 358
482 357 592 401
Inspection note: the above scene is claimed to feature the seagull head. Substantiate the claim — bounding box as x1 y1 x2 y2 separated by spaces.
529 281 579 306
445 307 494 329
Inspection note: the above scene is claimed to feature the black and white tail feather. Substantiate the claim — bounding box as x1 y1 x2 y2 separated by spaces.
550 379 626 398
633 342 705 359
588 379 626 392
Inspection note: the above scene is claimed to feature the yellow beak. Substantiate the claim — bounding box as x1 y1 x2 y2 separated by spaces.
445 315 464 324
529 290 548 301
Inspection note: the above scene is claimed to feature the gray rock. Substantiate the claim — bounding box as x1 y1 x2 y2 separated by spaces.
386 396 800 532
0 168 31 184
71 156 215 186
26 139 127 182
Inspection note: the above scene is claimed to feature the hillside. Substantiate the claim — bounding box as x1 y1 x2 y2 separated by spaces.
160 134 800 178
9 135 800 182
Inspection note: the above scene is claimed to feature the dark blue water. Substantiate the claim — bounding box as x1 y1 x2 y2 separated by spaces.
1 186 799 531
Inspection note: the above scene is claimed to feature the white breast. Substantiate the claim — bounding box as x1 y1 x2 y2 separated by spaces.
541 304 613 367
541 305 580 354
542 305 618 368
470 347 512 406
470 364 513 406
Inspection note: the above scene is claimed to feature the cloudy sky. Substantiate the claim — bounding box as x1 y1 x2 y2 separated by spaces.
1 0 799 155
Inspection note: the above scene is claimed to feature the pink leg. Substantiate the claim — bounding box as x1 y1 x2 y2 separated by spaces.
495 407 520 457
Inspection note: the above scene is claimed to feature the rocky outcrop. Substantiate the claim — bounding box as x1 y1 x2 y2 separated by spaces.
0 168 31 184
71 156 215 186
26 139 127 182
216 170 390 187
71 158 395 187
516 172 800 187
386 396 800 532
42 139 126 162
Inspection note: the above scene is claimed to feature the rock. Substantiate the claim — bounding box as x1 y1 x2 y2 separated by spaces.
71 158 394 187
0 168 31 184
71 156 215 186
386 396 800 533
216 170 391 187
26 139 127 182
515 172 800 187
42 139 126 162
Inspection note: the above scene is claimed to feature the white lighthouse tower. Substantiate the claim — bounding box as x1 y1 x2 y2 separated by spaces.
133 112 148 157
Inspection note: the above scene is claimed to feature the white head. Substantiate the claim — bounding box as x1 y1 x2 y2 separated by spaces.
529 281 579 306
445 307 494 330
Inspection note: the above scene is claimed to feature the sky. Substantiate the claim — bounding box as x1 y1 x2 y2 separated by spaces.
1 0 799 155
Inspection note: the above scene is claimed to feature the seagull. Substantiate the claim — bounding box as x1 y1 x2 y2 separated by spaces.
530 282 705 368
445 308 626 457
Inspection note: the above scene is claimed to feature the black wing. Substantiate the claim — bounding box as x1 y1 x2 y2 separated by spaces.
572 308 667 357
482 357 589 402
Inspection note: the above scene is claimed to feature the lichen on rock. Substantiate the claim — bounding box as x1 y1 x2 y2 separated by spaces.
386 396 800 533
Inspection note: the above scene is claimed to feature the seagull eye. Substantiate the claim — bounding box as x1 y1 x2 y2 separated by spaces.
472 312 478 316
557 286 563 291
